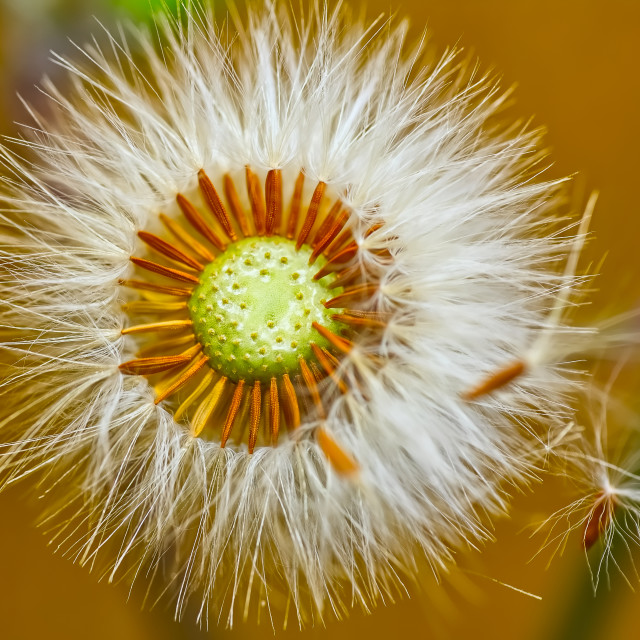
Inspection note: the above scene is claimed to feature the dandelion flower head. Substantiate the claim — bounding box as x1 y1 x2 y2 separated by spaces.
0 0 589 627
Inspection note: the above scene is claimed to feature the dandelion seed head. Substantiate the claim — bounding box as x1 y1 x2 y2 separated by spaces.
0 0 590 627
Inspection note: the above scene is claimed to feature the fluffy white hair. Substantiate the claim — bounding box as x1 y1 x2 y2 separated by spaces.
0 0 590 628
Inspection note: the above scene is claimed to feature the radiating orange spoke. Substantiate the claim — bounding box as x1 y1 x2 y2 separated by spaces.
310 361 324 383
316 427 359 476
121 319 193 335
191 376 228 437
155 353 209 404
265 169 282 237
119 348 197 376
296 181 326 250
121 300 188 314
324 283 378 309
461 360 526 401
221 380 245 447
331 310 388 329
320 347 341 368
177 193 226 251
281 373 300 429
312 322 353 354
327 264 362 289
246 166 266 236
293 373 310 416
310 208 349 263
174 369 216 422
248 380 262 453
313 244 359 280
326 239 358 262
286 171 305 239
325 228 353 257
269 376 280 445
130 257 200 284
311 343 347 393
224 174 252 237
159 213 215 262
137 231 204 271
118 279 193 297
311 201 341 250
300 358 325 418
198 169 237 242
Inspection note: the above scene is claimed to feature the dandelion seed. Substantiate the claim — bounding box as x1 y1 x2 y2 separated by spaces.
534 362 640 590
0 1 592 628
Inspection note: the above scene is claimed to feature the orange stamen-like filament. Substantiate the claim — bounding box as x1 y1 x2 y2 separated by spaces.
176 192 226 252
223 174 252 237
221 380 246 447
265 169 282 237
316 427 359 476
462 360 526 401
246 166 266 236
248 380 262 453
286 171 305 240
296 181 326 250
198 169 238 242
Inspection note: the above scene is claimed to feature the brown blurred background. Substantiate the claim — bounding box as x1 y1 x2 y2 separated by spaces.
0 0 638 638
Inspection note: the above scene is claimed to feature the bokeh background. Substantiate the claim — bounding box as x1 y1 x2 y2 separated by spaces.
0 1 638 638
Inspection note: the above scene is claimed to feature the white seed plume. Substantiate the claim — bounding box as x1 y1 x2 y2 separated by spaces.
0 0 590 627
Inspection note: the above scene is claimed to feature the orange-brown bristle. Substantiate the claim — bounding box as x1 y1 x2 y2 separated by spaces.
324 283 378 309
269 376 280 445
137 231 205 271
312 322 353 354
221 380 246 447
246 166 266 236
265 169 282 237
310 207 349 264
223 174 252 237
248 380 262 453
311 343 347 393
198 169 238 242
119 344 201 375
286 171 305 240
129 257 201 284
281 373 300 429
160 213 216 262
331 310 389 329
296 181 326 250
316 427 359 476
155 353 209 404
313 244 359 280
462 360 526 401
119 279 193 297
177 192 226 251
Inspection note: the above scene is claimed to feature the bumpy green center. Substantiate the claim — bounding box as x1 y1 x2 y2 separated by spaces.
189 237 344 382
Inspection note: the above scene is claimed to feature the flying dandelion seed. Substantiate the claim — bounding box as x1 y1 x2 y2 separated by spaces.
0 0 595 628
536 364 640 591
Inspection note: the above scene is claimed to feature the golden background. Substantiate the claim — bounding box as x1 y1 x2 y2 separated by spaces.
0 1 638 638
